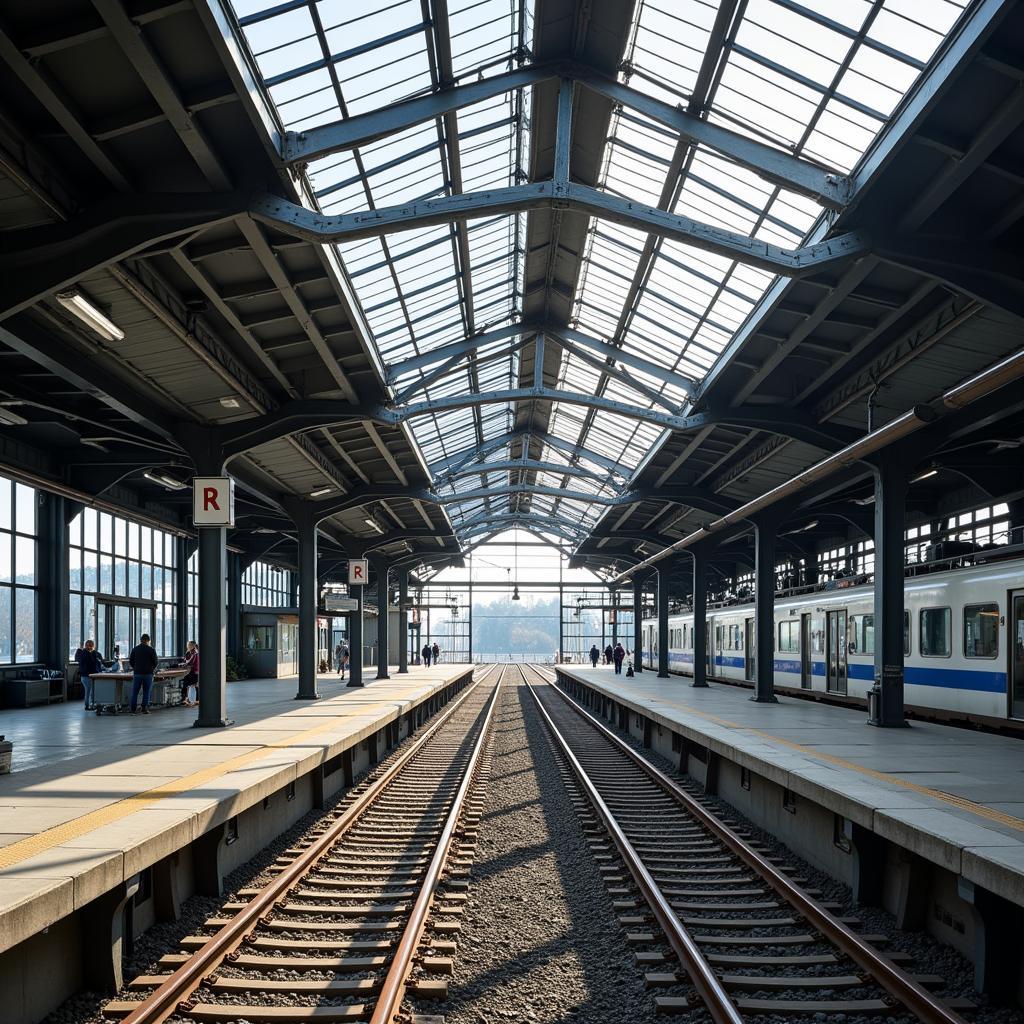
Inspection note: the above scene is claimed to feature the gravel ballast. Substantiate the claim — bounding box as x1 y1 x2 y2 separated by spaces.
413 677 662 1024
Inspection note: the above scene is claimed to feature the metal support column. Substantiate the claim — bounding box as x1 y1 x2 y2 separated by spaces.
398 569 409 673
195 525 230 726
870 458 910 727
610 588 618 645
559 583 565 663
692 551 709 688
632 578 643 673
373 557 389 680
294 516 319 700
346 582 364 688
657 568 670 679
39 493 72 670
175 536 192 654
467 576 473 663
753 520 779 703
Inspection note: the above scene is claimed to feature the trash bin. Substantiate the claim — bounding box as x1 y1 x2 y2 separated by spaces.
0 735 12 774
868 684 881 724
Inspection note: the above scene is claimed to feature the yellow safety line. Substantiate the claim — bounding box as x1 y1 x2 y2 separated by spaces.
0 693 411 871
576 674 1024 834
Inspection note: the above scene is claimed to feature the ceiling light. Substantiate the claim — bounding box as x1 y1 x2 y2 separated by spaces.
364 517 385 534
310 487 333 498
143 470 187 491
56 289 124 342
253 527 276 535
0 406 29 426
220 397 241 409
853 495 876 506
79 438 110 451
911 468 939 483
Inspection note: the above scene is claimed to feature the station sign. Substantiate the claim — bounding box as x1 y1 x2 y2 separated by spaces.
324 594 359 612
193 476 235 527
348 559 369 586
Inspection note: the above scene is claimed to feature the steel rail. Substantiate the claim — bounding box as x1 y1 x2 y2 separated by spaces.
369 668 503 1022
519 666 744 1024
535 666 968 1024
119 666 497 1024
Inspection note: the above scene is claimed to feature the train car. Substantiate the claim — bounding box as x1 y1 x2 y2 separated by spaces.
642 554 1024 723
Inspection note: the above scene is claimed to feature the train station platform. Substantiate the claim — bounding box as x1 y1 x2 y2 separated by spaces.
0 663 474 1020
554 665 1024 937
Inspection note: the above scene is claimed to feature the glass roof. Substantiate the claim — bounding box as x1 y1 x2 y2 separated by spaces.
230 0 969 547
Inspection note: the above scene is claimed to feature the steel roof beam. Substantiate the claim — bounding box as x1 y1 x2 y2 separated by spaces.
444 459 613 486
247 185 868 277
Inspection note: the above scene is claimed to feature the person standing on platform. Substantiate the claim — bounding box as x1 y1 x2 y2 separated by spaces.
129 633 158 715
432 642 440 665
76 639 103 711
422 642 432 667
180 640 199 707
613 641 626 675
604 643 613 666
334 641 344 675
589 644 600 668
339 642 350 679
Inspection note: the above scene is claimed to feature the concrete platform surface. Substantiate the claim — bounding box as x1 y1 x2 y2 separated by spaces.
0 664 474 952
554 665 1024 907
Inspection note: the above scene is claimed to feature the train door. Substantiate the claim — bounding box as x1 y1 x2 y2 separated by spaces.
1011 591 1024 719
826 609 847 695
744 617 755 680
800 613 812 688
706 619 714 677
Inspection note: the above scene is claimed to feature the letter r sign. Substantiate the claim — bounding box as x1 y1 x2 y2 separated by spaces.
193 476 235 527
348 559 368 586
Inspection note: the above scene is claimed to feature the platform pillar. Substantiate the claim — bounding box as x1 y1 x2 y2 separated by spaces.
398 569 409 673
347 581 364 687
195 524 230 726
175 536 193 654
870 458 909 727
610 588 618 645
81 873 141 992
752 520 779 703
692 551 709 687
632 578 643 673
657 567 670 678
226 551 242 663
294 515 319 700
40 493 75 670
372 557 390 680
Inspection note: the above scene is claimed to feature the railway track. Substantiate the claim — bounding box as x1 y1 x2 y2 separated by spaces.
103 664 503 1024
522 664 973 1024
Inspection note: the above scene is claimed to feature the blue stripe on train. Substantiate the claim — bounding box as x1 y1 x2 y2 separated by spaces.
645 650 1005 693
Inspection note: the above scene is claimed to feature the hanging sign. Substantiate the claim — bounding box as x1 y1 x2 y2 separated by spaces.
193 476 235 527
324 594 359 612
348 559 369 585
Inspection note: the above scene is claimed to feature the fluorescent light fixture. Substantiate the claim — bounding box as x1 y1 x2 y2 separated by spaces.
220 397 241 409
253 527 276 535
56 289 124 342
0 406 29 426
853 495 876 506
911 468 939 483
364 517 385 534
310 487 333 498
143 470 187 491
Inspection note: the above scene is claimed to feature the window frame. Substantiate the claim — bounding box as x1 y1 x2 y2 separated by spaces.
962 602 999 660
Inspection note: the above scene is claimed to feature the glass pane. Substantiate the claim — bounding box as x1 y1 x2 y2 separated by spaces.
920 607 951 657
69 593 81 657
14 587 34 662
84 506 97 549
0 586 10 661
964 603 999 659
114 558 126 596
14 483 35 535
100 513 112 554
0 538 10 584
0 480 10 531
114 517 127 555
14 536 35 585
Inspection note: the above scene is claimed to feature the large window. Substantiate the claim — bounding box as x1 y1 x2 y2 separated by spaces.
242 560 292 607
187 550 199 642
920 607 951 658
847 614 874 656
69 509 178 656
963 603 999 659
778 620 799 654
0 477 38 663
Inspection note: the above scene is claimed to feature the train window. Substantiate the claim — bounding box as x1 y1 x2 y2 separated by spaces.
847 614 874 655
920 607 951 658
904 611 910 655
778 621 799 653
964 603 999 659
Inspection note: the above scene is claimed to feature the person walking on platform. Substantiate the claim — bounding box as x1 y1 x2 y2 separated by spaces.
339 642 350 679
334 641 344 675
422 643 433 667
129 633 158 715
604 643 613 666
432 641 440 665
613 641 626 675
589 644 600 668
180 640 199 707
76 639 104 711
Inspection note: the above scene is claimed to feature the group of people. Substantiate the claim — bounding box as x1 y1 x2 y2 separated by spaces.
422 641 441 666
589 641 628 674
74 638 200 715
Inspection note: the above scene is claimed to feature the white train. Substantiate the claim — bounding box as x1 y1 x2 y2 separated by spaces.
642 554 1024 722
